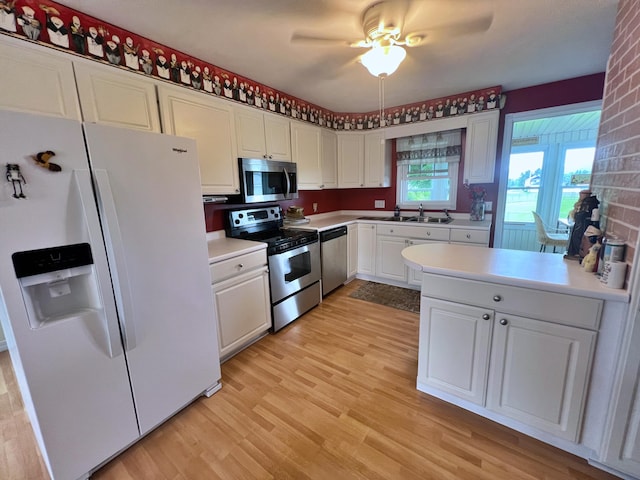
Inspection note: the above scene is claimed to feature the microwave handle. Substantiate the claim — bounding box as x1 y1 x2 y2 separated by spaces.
283 166 291 198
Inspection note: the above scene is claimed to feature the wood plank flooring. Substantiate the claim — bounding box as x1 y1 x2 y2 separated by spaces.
0 279 619 479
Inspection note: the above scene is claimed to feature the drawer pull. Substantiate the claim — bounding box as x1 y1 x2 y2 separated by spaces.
426 231 431 236
390 229 394 233
237 263 244 269
482 313 490 320
493 295 502 302
500 318 508 326
466 234 471 239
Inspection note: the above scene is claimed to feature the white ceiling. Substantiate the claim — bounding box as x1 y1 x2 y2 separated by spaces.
55 0 619 113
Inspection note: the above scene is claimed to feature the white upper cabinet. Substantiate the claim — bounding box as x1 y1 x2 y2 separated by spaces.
364 131 390 188
0 36 80 119
321 129 338 189
74 61 161 132
463 110 499 184
291 121 322 190
235 106 291 161
338 132 365 188
338 131 390 189
158 85 239 195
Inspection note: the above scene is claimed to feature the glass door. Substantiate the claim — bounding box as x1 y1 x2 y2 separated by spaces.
495 102 601 252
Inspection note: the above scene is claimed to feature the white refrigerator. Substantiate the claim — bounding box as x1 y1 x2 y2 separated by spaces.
0 110 222 480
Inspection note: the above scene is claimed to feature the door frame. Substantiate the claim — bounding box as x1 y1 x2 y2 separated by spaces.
494 100 602 248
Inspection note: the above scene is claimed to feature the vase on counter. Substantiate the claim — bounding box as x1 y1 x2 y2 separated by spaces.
470 199 485 221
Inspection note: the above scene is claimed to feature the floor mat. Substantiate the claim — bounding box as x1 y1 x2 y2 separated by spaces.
349 281 420 313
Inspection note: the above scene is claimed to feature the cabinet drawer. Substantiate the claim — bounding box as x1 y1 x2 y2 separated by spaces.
376 224 450 241
450 228 490 245
210 250 267 283
422 274 602 330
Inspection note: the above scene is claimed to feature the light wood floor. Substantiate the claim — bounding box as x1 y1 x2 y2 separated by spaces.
0 280 619 480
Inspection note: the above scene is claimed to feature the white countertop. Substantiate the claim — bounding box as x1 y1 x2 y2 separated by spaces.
295 211 492 231
402 243 630 302
207 236 266 263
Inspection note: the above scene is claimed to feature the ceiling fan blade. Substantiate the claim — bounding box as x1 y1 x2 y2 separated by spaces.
408 14 493 44
291 32 356 47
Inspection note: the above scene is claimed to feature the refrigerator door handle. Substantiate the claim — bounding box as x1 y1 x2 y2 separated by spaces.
73 170 124 358
93 169 138 352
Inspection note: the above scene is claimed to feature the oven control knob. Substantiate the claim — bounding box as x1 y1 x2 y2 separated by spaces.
238 213 244 218
234 219 240 225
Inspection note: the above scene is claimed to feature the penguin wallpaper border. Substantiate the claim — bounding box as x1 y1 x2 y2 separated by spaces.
0 0 503 130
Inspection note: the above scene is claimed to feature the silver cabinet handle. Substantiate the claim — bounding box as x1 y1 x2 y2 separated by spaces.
500 318 508 326
466 234 471 239
426 231 431 236
238 263 244 269
493 295 502 302
482 313 490 320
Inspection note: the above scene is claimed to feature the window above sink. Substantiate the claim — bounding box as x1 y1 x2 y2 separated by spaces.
395 128 461 210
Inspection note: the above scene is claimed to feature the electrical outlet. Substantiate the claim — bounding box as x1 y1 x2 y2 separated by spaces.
374 200 385 208
485 201 493 211
313 203 318 213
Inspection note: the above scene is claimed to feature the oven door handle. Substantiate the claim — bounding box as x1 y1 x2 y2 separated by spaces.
283 166 291 198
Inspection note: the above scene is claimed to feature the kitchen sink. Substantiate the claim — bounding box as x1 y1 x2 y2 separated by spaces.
358 215 452 224
405 216 453 224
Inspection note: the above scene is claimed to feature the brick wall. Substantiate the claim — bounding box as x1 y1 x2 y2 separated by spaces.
591 0 640 280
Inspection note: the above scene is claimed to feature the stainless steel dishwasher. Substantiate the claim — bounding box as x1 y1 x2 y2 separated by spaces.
320 226 348 296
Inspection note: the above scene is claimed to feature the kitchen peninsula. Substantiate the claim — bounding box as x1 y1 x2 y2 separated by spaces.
402 243 629 466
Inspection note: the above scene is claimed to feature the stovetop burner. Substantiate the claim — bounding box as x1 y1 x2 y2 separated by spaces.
225 206 318 255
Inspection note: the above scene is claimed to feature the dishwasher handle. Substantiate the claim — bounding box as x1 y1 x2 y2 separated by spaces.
320 226 348 242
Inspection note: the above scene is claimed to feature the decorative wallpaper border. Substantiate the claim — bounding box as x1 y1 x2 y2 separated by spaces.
0 0 503 130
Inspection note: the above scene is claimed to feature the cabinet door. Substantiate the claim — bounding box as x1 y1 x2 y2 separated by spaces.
463 110 499 184
376 235 407 282
603 307 640 477
291 122 322 189
74 62 161 132
338 133 365 188
0 38 80 119
321 129 338 189
235 106 267 158
418 298 493 405
158 85 239 195
212 268 271 360
487 314 596 441
407 239 437 286
357 223 376 275
364 131 389 187
347 224 358 278
264 114 292 161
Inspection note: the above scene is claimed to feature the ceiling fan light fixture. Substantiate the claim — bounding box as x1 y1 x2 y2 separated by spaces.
361 44 407 77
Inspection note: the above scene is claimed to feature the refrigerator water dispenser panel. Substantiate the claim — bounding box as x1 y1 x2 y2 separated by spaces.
12 243 103 328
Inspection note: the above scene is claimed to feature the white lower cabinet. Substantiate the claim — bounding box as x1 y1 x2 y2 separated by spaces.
418 274 599 442
347 224 358 279
210 250 271 361
375 224 449 283
419 298 492 405
487 313 596 441
357 223 376 275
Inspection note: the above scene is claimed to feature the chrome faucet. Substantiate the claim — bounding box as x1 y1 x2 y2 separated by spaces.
418 203 424 217
443 209 451 220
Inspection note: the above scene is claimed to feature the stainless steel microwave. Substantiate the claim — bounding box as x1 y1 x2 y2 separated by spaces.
238 158 298 203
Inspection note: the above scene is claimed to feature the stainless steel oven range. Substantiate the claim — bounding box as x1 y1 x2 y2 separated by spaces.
225 206 321 332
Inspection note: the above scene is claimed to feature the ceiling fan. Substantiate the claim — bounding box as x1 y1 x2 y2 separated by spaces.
291 0 494 77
